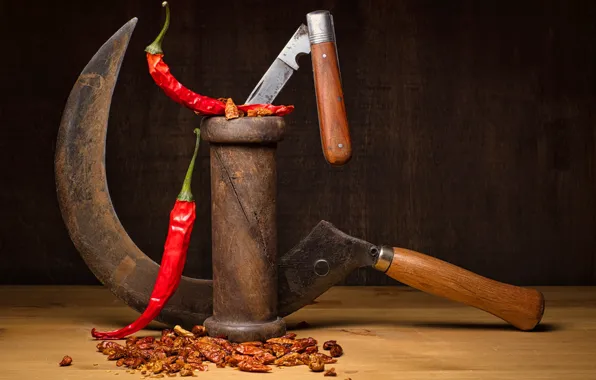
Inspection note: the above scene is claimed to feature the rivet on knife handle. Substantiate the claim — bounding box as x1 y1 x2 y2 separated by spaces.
373 245 545 331
307 11 352 166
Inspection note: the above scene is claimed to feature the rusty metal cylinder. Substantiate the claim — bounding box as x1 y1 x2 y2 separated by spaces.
201 116 286 342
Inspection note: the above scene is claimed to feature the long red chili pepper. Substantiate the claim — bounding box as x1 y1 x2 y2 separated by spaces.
91 128 201 340
145 2 294 117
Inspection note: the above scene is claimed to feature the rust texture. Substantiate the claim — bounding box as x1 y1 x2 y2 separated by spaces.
202 116 286 342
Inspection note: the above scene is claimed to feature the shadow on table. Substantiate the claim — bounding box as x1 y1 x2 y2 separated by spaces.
287 320 562 333
404 321 560 332
89 315 561 335
91 317 562 334
87 318 171 334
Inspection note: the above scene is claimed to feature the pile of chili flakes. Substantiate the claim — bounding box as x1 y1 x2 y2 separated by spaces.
95 324 346 377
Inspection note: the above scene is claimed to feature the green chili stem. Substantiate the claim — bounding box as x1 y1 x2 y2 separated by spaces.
145 1 170 55
177 129 201 202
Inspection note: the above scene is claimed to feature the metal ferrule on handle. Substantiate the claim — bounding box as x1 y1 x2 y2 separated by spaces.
306 11 336 44
373 246 394 272
370 245 545 331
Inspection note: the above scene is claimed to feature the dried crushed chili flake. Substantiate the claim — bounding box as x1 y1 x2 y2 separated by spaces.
324 367 338 376
241 341 264 347
265 342 291 357
274 352 306 367
224 98 241 120
266 337 296 345
163 361 182 373
237 358 272 373
330 344 344 357
94 325 344 375
281 332 297 339
107 348 127 361
191 325 207 337
291 337 318 352
126 336 139 346
97 340 121 352
313 352 338 364
187 362 208 371
227 354 252 367
152 360 165 374
200 336 234 354
194 341 226 364
173 325 194 338
138 342 155 351
235 343 267 356
185 351 203 365
308 354 325 372
238 103 293 116
254 351 276 364
138 337 155 345
59 355 72 366
179 364 194 376
257 108 273 116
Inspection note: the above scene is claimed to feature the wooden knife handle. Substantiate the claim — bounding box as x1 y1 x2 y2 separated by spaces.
383 247 545 331
311 42 352 166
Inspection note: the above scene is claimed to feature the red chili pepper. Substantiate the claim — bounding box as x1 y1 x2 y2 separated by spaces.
145 3 225 116
145 2 294 117
91 128 201 340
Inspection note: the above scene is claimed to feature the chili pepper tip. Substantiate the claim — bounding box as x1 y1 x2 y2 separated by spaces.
145 1 170 55
177 129 201 202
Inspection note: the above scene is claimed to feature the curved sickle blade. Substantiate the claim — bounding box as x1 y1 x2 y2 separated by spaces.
55 19 366 329
55 18 213 327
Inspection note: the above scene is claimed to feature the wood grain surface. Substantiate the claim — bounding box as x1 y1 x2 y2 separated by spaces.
387 247 545 331
0 286 595 379
1 0 596 286
202 116 285 341
311 42 352 165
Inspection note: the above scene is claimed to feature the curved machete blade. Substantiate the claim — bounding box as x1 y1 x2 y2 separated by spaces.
55 19 373 328
277 220 377 314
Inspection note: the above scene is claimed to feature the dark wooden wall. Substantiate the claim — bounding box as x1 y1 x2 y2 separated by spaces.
1 0 595 286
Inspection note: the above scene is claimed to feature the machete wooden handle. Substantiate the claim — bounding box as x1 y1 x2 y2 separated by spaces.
311 42 352 166
385 247 545 331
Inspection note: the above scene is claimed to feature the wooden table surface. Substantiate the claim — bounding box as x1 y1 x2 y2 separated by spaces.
0 286 595 380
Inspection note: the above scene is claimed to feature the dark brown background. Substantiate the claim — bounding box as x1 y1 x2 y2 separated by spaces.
1 0 595 286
